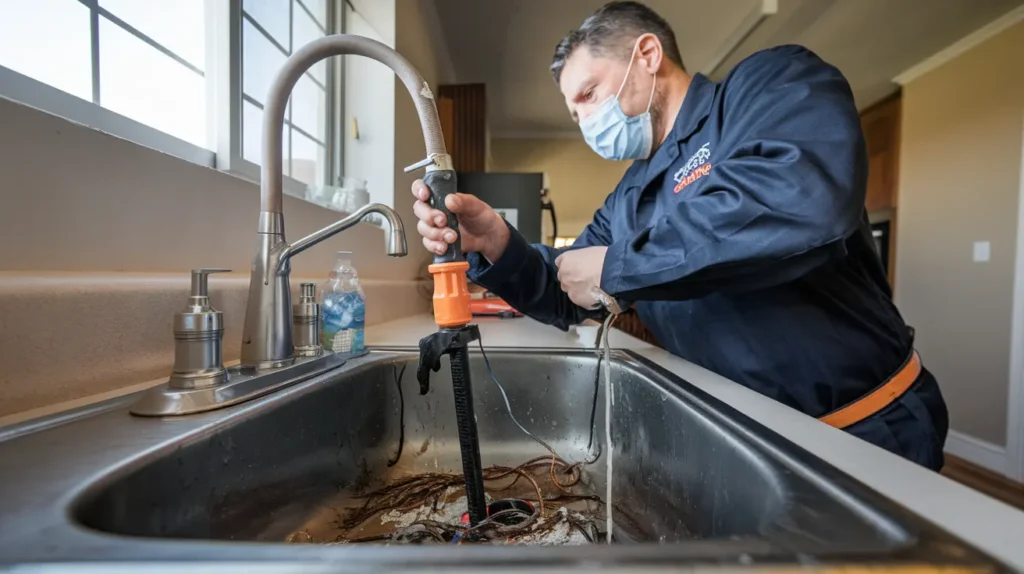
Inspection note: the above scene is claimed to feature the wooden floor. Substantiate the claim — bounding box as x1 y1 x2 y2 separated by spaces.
941 454 1024 510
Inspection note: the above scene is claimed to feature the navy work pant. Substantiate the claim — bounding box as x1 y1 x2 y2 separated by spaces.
844 367 949 471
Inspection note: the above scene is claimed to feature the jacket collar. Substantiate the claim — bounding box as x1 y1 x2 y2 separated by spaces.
633 73 716 190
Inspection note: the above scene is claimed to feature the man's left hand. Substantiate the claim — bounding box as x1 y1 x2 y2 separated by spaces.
555 246 608 309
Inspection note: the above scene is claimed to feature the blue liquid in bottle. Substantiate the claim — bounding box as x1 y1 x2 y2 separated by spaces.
321 251 365 356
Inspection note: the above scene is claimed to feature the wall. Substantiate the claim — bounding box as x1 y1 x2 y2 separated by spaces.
0 98 417 279
895 21 1024 446
490 137 630 237
0 0 452 416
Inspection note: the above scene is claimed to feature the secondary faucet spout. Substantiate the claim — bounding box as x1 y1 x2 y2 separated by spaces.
241 34 449 369
279 203 408 271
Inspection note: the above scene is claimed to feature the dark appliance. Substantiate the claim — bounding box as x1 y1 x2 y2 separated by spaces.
457 172 544 244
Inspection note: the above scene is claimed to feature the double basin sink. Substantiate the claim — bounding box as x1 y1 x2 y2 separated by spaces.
0 348 1007 571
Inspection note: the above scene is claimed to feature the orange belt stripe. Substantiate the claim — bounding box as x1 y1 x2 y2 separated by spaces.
819 351 922 430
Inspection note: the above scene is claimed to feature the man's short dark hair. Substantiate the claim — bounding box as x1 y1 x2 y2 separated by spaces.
551 1 685 83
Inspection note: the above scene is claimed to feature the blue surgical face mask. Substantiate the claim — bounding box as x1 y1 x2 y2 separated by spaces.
579 40 657 161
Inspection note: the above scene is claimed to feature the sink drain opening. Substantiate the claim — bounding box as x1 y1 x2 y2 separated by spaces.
460 498 535 527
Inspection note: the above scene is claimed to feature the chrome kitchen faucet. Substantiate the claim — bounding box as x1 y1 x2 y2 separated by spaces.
132 34 455 416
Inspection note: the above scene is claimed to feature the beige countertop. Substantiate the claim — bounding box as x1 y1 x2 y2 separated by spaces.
367 314 1024 570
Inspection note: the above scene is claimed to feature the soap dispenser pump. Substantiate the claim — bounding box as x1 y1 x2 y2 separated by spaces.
169 268 231 389
293 282 322 357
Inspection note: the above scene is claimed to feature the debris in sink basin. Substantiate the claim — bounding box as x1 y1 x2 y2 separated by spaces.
286 327 617 547
514 507 593 545
378 487 467 528
286 455 604 546
377 496 595 546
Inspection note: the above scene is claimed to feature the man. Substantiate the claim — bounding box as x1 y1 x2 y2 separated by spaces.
411 1 948 469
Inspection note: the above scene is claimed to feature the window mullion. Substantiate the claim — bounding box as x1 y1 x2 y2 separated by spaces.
326 0 341 185
295 0 327 35
88 0 101 104
95 6 204 76
209 0 243 171
241 12 289 58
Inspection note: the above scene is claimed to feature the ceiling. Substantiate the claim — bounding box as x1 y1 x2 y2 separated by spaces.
432 0 1024 136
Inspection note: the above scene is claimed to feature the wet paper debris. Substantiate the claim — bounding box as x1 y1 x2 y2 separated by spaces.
286 456 603 546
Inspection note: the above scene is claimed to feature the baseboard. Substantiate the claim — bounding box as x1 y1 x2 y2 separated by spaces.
945 430 1008 476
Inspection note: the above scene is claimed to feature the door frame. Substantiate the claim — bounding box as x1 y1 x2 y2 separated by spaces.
1007 113 1024 482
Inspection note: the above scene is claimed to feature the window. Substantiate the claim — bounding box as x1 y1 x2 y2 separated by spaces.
0 0 208 149
241 0 331 187
0 0 343 198
554 237 577 248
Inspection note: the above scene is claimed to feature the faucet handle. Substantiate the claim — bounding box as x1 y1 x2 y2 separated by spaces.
190 268 232 298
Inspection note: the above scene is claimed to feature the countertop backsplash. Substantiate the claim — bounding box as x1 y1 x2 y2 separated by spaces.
0 272 430 418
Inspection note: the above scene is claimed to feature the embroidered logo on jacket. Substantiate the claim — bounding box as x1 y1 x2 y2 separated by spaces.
673 142 712 194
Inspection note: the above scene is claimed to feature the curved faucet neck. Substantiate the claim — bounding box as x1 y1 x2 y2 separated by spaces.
259 34 450 218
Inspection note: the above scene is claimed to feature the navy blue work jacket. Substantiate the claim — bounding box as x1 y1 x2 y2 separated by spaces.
468 45 912 417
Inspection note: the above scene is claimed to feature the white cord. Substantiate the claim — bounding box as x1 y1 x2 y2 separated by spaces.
601 312 615 544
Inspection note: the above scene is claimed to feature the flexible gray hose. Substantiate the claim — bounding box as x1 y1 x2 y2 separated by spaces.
261 34 447 214
601 313 615 543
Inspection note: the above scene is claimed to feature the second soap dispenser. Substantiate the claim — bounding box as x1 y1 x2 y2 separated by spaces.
293 283 322 357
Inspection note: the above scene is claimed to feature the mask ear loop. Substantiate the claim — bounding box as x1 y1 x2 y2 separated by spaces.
616 37 658 116
614 39 642 100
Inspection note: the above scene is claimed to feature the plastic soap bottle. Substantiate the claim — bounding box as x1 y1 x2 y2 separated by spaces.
320 251 366 356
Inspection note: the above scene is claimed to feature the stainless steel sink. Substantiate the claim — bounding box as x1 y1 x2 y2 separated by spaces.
0 349 1007 571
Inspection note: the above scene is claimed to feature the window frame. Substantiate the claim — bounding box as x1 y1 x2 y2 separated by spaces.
216 0 344 195
0 0 345 198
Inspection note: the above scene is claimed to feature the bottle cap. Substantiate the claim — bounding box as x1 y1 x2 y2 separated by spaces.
334 251 353 268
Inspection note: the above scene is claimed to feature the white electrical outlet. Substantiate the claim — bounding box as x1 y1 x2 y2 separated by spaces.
973 241 991 262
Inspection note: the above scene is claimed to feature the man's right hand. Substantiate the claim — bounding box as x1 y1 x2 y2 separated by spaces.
411 179 510 262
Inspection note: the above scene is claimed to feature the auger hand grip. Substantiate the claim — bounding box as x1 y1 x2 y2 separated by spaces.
423 169 463 264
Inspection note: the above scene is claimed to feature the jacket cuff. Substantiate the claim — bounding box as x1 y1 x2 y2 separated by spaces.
467 220 530 289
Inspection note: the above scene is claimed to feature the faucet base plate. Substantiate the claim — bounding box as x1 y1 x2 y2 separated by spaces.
130 352 348 417
243 357 297 370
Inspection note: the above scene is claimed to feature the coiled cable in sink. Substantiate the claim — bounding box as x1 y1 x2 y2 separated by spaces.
477 312 617 543
477 339 587 494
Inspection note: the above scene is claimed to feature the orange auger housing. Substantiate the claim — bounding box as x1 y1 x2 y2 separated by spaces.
429 261 472 328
